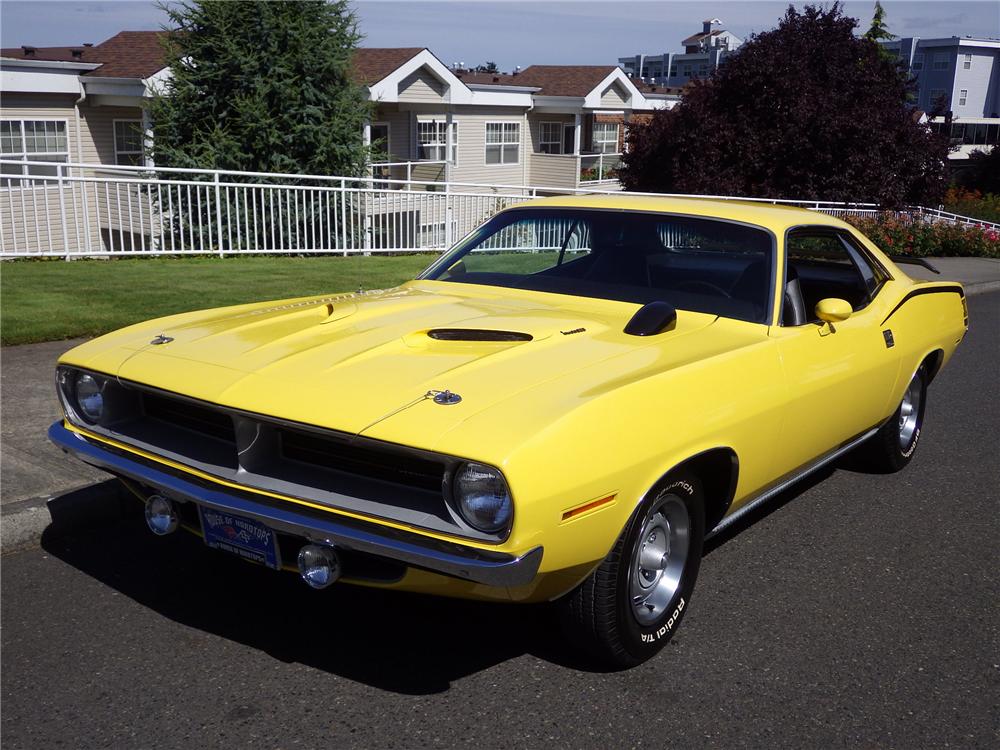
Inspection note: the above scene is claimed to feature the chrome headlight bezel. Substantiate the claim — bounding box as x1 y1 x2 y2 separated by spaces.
449 461 514 535
56 366 107 426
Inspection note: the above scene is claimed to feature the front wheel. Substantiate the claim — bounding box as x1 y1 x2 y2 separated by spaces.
559 473 705 668
861 365 927 472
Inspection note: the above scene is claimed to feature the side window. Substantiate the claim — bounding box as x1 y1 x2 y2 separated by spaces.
785 229 886 323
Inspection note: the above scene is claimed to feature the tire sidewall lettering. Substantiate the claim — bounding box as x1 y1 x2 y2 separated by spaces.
639 597 685 644
901 426 920 458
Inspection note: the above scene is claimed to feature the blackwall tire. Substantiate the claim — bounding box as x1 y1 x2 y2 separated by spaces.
559 472 705 668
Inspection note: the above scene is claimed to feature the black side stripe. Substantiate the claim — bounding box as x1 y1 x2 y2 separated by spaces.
881 285 965 326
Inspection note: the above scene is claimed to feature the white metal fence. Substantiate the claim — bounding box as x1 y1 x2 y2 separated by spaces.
1 160 996 259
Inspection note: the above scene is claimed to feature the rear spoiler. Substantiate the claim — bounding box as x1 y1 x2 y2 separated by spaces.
889 255 940 274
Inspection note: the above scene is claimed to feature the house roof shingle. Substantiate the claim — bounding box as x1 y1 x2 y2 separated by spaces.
0 45 101 64
1 31 171 78
350 47 424 85
454 71 516 86
86 31 172 78
505 65 619 97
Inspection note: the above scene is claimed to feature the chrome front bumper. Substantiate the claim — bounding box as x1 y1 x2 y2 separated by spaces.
48 421 543 588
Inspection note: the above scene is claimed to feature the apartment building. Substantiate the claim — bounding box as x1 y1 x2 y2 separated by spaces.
618 19 742 87
883 35 1000 159
2 34 676 193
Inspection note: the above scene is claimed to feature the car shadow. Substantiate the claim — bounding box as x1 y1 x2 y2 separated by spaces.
40 457 862 693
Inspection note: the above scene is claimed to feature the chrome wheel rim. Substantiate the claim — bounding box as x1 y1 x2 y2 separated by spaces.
630 495 690 626
898 374 922 451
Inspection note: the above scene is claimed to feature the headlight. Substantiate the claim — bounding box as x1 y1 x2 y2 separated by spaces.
453 462 513 534
72 371 105 423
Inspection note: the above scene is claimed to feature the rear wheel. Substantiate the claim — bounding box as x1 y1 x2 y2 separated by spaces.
862 365 927 472
559 473 705 668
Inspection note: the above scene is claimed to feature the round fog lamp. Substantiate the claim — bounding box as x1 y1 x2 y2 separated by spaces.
298 544 341 589
74 372 105 423
144 494 179 535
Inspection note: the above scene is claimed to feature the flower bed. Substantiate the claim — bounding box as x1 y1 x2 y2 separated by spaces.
845 214 1000 259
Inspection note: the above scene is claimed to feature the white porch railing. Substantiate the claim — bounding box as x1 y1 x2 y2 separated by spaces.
1 160 996 258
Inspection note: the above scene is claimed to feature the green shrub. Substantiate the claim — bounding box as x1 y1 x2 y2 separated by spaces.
846 214 1000 258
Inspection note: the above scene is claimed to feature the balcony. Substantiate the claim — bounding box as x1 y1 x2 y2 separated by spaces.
529 152 622 190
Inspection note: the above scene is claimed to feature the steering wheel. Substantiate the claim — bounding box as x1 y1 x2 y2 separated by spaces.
669 280 733 298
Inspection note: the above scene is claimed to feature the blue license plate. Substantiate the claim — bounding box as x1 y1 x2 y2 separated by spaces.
198 506 281 570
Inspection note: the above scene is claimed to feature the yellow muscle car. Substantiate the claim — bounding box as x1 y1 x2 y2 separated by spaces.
50 195 968 666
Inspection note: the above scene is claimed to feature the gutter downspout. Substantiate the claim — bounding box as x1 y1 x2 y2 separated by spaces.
74 78 92 254
522 105 530 190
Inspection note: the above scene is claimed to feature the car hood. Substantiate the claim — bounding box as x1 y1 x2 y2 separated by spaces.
61 281 719 445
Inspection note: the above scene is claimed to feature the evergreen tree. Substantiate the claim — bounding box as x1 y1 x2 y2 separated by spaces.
863 1 895 44
150 0 372 177
619 4 948 207
863 1 897 63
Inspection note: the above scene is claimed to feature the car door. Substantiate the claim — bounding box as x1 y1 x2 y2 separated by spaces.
768 227 900 477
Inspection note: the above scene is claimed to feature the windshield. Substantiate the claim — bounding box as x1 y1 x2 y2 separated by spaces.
419 208 775 323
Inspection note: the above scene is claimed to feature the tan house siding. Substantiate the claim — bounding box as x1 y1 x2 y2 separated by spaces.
529 153 578 187
82 105 144 166
1 93 147 253
600 82 629 108
451 107 526 188
372 104 412 162
397 67 446 103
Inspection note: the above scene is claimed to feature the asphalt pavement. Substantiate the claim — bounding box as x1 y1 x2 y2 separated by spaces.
1 291 997 748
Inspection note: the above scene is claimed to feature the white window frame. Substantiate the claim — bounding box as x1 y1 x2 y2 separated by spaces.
485 121 520 165
538 121 563 154
1 117 70 189
592 122 619 154
416 119 457 165
113 119 144 166
958 89 968 106
963 53 972 70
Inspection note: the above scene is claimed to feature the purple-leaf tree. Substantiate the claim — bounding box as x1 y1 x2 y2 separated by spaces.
619 3 948 208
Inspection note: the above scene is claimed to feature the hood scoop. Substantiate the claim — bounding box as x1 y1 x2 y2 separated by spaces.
427 328 533 342
624 302 677 336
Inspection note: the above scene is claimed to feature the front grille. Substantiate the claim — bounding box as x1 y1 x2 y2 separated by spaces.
279 428 445 492
81 377 498 540
142 392 236 444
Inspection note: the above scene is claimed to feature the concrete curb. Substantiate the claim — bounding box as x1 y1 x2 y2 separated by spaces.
3 285 998 555
965 280 1000 297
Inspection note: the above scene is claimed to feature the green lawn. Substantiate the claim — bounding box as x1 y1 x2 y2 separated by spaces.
1 255 435 346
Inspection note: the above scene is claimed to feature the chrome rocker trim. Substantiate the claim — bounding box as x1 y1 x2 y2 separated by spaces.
48 421 543 588
707 425 879 538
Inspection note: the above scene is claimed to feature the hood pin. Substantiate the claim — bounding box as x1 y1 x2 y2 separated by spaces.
430 390 462 405
150 334 174 345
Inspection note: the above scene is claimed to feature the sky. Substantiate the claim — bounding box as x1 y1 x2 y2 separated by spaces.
2 0 998 70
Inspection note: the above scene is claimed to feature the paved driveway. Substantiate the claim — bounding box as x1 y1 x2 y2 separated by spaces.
1 338 104 506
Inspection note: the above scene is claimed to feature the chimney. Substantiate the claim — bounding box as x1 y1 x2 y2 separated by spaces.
21 45 36 56
703 18 722 35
